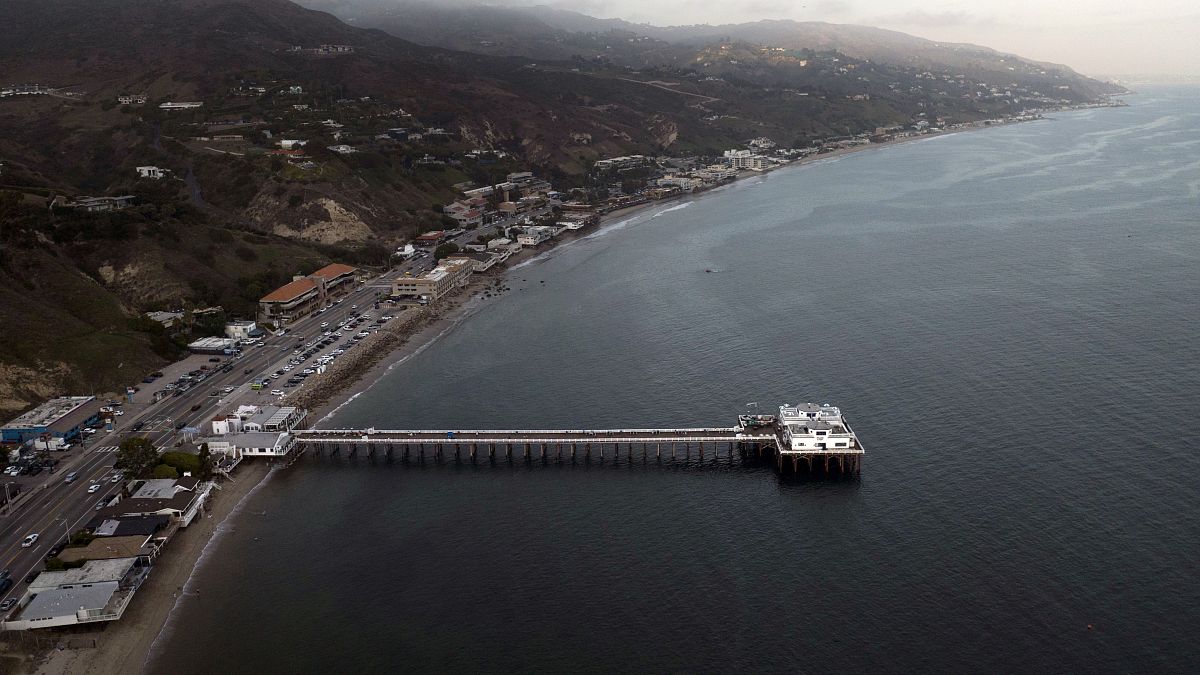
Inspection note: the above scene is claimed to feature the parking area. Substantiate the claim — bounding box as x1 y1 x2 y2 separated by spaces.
255 304 399 399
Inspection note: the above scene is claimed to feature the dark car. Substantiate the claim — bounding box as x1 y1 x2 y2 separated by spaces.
176 421 188 430
132 421 145 431
208 357 221 362
190 403 202 412
0 578 11 595
27 466 41 476
23 571 38 584
243 368 253 375
45 543 65 559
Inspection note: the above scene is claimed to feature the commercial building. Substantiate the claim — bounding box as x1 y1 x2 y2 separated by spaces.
187 337 237 354
391 259 472 305
447 250 503 273
414 231 447 248
202 404 306 460
258 263 357 326
1 396 100 445
593 155 649 172
224 320 263 341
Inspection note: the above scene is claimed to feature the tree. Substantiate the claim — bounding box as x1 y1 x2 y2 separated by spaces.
433 242 460 260
115 437 160 478
151 464 179 479
197 443 214 481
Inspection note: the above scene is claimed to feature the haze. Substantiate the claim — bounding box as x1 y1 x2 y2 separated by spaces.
490 0 1199 79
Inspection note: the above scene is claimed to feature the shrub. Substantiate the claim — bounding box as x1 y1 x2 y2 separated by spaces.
150 464 179 479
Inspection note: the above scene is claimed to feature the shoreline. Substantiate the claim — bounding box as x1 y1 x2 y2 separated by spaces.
18 105 1089 674
30 461 274 675
279 112 1062 427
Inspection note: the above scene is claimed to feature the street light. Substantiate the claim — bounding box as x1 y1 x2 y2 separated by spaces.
57 514 71 546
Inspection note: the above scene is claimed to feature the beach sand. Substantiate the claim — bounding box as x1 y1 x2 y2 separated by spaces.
31 461 273 675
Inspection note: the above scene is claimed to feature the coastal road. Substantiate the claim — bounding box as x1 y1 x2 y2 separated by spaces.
0 267 408 606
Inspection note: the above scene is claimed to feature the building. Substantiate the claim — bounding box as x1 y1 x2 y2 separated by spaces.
93 477 213 527
1 558 149 631
258 264 356 326
1 396 100 445
224 320 262 341
391 259 472 305
327 144 356 154
158 101 203 110
186 337 237 354
51 195 136 212
135 166 168 179
516 226 553 247
593 155 649 172
277 139 307 150
144 310 183 328
203 404 306 460
447 250 502 273
117 94 147 105
414 231 447 248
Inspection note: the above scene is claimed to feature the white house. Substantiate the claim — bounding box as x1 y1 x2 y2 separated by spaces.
136 166 168 180
278 139 307 150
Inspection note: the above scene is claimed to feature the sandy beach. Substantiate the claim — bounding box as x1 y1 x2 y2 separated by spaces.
9 113 1057 674
28 461 273 675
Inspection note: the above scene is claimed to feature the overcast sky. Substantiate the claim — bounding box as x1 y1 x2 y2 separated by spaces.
509 0 1199 78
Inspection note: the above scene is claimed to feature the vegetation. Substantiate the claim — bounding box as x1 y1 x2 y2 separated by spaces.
115 437 160 479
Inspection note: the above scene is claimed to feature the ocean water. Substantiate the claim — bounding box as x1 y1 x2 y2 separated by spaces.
147 87 1200 673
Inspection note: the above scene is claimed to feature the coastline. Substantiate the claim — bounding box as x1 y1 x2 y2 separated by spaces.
31 460 274 675
18 107 1076 674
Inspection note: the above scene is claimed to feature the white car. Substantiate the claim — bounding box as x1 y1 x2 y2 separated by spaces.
270 389 284 396
21 533 38 548
222 386 235 394
320 321 329 328
88 484 101 494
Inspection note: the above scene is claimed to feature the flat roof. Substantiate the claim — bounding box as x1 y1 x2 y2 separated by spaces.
2 396 95 431
18 582 120 621
29 558 137 590
57 536 150 563
261 277 317 303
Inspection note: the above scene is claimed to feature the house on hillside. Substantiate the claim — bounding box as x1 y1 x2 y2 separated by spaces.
135 166 169 180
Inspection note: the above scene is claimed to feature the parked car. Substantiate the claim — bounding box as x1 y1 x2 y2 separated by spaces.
110 474 122 484
270 389 284 396
21 533 38 548
208 357 222 363
23 571 38 584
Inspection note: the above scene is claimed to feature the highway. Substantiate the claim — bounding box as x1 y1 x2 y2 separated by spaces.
0 262 411 607
0 209 549 608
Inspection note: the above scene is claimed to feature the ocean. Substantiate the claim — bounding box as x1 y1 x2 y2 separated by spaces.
147 86 1200 672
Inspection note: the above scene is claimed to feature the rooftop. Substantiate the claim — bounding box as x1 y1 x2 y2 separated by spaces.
261 277 317 303
57 536 151 563
309 263 356 281
29 558 137 590
17 582 120 622
2 396 96 432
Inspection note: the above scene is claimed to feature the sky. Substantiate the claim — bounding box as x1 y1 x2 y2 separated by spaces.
500 0 1200 78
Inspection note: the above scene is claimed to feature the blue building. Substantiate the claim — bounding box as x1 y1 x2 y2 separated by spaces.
1 396 101 446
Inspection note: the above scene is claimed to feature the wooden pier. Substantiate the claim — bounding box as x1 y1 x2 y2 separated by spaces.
291 426 863 476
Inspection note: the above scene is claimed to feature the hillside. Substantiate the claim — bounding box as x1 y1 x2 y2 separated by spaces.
303 1 1123 101
0 0 1123 414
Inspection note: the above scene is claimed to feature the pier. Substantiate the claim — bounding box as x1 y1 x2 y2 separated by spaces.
291 403 865 476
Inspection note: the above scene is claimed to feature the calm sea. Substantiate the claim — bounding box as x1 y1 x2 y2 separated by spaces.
148 86 1200 673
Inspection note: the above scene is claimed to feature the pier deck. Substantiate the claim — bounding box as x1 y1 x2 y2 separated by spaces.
292 422 862 475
